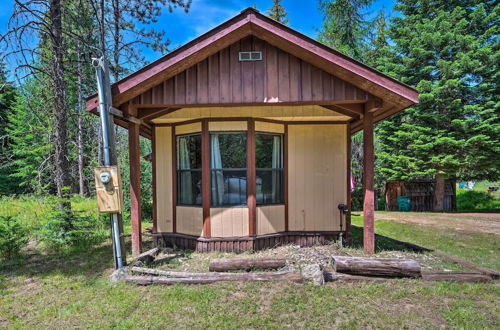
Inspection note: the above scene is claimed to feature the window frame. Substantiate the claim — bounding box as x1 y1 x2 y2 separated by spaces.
209 131 248 208
255 131 285 206
176 132 203 207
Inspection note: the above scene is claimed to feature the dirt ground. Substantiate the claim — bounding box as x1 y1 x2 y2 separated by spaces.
374 211 500 235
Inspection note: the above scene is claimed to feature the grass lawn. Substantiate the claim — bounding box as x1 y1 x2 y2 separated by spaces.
0 198 499 329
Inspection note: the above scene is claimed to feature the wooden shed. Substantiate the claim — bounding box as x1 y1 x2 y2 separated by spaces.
86 8 418 255
385 180 456 212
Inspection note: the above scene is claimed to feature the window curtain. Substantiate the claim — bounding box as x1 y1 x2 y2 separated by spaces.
210 134 224 205
179 138 193 204
271 136 281 203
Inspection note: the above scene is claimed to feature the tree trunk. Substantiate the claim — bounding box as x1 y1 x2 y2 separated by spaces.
208 258 287 272
332 256 422 278
76 49 86 197
49 0 71 208
433 173 445 211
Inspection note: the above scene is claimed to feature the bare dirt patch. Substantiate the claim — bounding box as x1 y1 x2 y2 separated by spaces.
375 212 500 235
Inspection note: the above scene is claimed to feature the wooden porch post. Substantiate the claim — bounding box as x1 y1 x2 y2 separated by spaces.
363 110 375 254
129 122 142 256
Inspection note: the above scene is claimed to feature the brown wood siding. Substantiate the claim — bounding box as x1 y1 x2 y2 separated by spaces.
133 36 374 107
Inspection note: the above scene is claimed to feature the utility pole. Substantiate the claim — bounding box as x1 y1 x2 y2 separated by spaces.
93 57 126 269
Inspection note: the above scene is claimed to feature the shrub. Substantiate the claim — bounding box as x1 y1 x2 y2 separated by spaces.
0 216 30 259
38 208 106 250
456 190 500 212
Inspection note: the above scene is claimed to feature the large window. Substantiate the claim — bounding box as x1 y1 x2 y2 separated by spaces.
210 132 247 206
177 134 202 206
256 133 284 205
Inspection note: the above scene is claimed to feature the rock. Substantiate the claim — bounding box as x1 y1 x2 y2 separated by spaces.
301 264 325 285
110 267 129 282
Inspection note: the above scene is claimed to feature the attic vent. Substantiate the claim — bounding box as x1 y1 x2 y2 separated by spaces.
239 51 263 61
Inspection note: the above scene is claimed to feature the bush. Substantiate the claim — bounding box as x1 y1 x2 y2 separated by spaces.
456 190 500 212
38 208 106 250
0 216 30 259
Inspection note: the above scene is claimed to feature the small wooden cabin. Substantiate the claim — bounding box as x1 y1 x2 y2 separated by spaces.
87 8 418 255
385 180 456 212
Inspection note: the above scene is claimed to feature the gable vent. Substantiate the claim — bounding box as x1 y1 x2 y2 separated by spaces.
239 51 263 61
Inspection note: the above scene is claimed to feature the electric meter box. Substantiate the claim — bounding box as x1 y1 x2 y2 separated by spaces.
94 166 123 213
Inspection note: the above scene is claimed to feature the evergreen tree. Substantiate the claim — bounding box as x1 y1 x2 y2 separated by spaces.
267 0 289 25
318 0 375 59
0 60 17 194
6 80 53 194
374 0 500 210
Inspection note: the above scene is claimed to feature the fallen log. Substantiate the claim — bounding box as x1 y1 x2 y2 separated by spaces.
123 271 303 285
208 257 286 272
431 251 499 279
422 272 492 283
332 256 421 278
132 247 160 266
323 271 389 282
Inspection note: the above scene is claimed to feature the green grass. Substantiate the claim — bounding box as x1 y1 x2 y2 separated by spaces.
352 216 499 271
0 198 499 329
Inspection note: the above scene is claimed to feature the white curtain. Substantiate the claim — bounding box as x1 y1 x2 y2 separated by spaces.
271 136 281 203
179 137 193 204
210 134 224 205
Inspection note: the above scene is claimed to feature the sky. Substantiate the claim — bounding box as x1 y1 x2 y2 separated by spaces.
0 0 397 72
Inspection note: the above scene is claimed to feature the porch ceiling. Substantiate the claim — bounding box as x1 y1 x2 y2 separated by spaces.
150 105 351 124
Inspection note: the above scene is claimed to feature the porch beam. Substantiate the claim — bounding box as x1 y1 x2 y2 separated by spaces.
363 107 375 254
321 104 363 120
128 121 142 256
137 107 180 121
365 98 383 112
201 119 211 237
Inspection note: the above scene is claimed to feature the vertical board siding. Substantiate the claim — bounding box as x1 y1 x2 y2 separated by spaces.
288 124 347 231
155 126 173 232
176 206 203 236
210 208 249 237
136 36 374 106
256 205 285 235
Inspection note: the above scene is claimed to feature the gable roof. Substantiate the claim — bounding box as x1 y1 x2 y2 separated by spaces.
86 7 418 129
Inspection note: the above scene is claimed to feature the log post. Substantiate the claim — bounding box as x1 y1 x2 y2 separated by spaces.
129 121 142 256
363 109 375 254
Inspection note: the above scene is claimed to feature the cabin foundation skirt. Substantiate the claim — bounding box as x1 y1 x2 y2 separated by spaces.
153 231 345 253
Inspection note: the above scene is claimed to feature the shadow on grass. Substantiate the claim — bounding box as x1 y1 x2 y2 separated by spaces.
348 225 427 254
0 235 152 281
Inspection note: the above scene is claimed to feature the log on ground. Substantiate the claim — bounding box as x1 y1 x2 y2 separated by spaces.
332 256 421 278
123 271 303 285
422 272 493 283
208 257 286 272
323 271 389 282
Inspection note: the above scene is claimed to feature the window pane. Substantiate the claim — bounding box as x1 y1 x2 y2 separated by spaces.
177 170 202 205
211 133 247 169
177 134 201 169
211 170 247 206
256 133 282 169
256 169 283 204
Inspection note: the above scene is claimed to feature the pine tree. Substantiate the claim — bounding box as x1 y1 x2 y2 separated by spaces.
374 0 500 210
267 0 289 25
318 0 375 59
0 60 18 194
